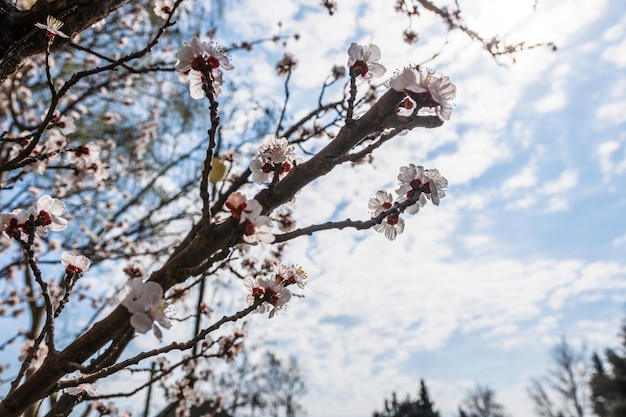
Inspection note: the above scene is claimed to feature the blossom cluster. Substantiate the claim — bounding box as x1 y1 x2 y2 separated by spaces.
0 195 67 239
68 142 109 182
250 136 301 184
389 67 457 121
243 263 307 318
368 164 448 240
121 278 171 341
175 37 233 99
225 192 275 243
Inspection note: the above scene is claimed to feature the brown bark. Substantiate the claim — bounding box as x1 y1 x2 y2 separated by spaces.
0 0 131 83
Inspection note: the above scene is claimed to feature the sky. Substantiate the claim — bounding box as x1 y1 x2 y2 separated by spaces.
209 0 626 416
2 1 623 416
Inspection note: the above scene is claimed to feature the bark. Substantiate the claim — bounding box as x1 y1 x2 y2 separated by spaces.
0 0 131 83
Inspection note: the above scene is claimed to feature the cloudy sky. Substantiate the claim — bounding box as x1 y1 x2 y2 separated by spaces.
209 0 626 416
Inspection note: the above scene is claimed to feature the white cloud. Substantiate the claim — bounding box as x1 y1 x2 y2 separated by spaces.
596 100 626 125
211 2 625 417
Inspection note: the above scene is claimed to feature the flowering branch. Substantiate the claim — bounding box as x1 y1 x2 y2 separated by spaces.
273 183 431 243
56 299 262 388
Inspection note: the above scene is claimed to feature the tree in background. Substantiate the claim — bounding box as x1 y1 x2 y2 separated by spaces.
154 350 305 417
373 379 440 417
459 384 507 417
0 1 554 416
528 337 589 417
589 315 626 417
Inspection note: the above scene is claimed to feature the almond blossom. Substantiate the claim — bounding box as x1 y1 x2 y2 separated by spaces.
225 192 275 244
175 37 232 99
0 195 67 239
272 263 308 289
49 111 76 135
36 195 68 233
0 209 31 239
368 190 405 240
35 16 69 41
373 213 405 241
250 136 301 184
368 190 395 217
244 276 291 318
61 251 91 274
121 278 171 341
396 164 448 210
388 67 456 121
347 42 386 79
153 0 175 19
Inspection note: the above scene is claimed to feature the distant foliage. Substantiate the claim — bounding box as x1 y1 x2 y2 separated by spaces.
589 317 626 417
373 379 440 417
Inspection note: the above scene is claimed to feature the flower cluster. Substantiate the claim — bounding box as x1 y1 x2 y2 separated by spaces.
67 142 109 181
217 329 246 362
368 164 448 240
121 278 171 341
368 190 405 241
347 43 386 79
175 37 233 99
225 192 275 243
243 263 307 318
388 67 456 121
396 164 448 209
0 195 67 240
168 378 203 417
250 136 301 184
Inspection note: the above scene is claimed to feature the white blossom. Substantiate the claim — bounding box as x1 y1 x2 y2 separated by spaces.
35 16 69 40
121 278 171 341
347 43 386 79
389 67 456 121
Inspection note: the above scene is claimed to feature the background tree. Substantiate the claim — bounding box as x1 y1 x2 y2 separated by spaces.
589 314 626 417
373 379 440 417
154 350 305 417
459 384 507 417
528 336 589 417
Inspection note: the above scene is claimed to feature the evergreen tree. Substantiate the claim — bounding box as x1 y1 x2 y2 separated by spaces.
373 379 440 417
589 315 626 417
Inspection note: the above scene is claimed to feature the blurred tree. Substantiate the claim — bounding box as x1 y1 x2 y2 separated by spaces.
528 336 589 417
373 379 440 417
459 384 507 417
155 350 305 417
589 314 626 417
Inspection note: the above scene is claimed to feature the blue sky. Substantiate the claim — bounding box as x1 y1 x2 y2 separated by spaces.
210 0 626 416
2 1 622 416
